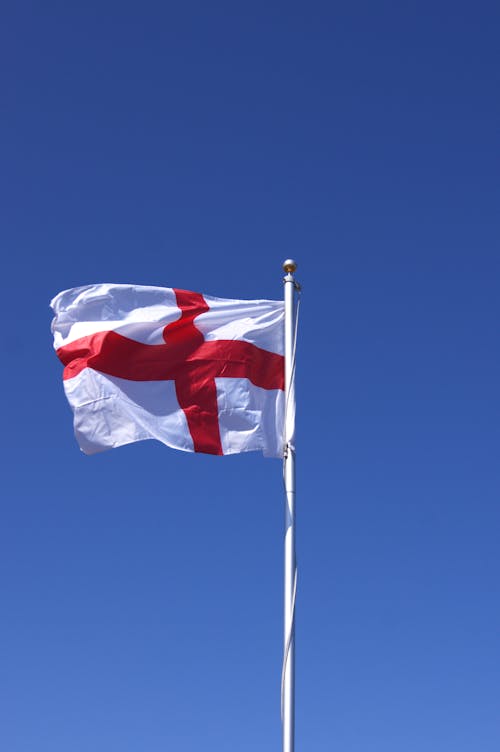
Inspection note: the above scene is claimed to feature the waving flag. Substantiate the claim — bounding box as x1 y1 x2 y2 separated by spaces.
51 283 285 457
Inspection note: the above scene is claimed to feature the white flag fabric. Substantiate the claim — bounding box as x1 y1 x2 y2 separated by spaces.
51 283 285 457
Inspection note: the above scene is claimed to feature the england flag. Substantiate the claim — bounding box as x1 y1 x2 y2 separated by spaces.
51 283 285 457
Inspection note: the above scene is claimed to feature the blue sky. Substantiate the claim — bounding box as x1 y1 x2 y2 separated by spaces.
1 2 498 750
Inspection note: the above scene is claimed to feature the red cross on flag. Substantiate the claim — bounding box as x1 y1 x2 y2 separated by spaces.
51 283 285 457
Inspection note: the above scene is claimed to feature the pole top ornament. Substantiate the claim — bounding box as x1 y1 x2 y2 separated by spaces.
283 259 297 274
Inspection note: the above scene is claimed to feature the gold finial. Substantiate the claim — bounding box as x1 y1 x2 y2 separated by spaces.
283 259 297 273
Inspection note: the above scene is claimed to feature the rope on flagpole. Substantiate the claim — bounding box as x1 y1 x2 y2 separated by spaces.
281 563 298 721
283 291 301 453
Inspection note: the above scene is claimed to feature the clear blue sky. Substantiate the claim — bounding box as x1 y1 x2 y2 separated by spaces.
1 2 498 750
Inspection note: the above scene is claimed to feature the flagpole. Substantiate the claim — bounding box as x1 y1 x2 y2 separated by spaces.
282 259 298 752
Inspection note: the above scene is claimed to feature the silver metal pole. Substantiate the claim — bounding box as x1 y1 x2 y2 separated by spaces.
282 259 297 752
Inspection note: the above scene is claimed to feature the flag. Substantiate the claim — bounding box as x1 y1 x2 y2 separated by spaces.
51 283 285 457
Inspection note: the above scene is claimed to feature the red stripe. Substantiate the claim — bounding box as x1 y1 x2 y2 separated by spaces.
174 364 223 455
189 340 284 390
162 289 207 353
56 288 284 455
57 335 284 390
167 289 222 454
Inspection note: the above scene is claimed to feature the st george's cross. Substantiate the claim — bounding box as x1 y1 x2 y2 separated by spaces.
51 284 285 457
